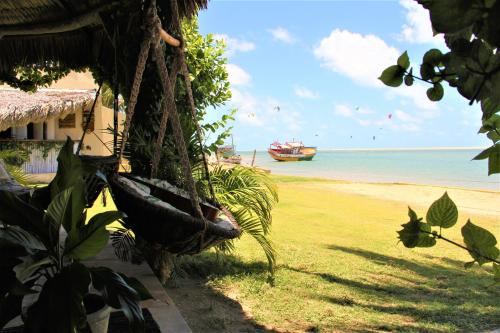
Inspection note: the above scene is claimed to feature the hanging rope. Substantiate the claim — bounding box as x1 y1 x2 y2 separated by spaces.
150 49 181 179
76 84 102 156
118 1 156 160
113 22 119 156
172 0 216 202
151 26 204 219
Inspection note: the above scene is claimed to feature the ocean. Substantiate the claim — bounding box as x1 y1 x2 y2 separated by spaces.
238 149 500 191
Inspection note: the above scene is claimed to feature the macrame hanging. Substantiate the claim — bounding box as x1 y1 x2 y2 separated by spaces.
110 0 240 254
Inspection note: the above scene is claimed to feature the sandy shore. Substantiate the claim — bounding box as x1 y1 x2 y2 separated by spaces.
286 178 500 218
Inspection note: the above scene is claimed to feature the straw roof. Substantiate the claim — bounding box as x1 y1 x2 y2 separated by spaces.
0 0 208 74
0 89 95 131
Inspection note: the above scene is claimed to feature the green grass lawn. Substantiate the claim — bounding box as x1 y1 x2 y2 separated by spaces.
88 176 499 332
173 176 499 333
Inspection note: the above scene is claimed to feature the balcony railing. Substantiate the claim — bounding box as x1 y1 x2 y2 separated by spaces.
0 140 78 174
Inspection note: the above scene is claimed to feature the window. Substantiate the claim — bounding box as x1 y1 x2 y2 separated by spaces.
58 113 76 128
81 109 94 132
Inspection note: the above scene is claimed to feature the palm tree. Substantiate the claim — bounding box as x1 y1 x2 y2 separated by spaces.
0 150 30 185
208 165 279 276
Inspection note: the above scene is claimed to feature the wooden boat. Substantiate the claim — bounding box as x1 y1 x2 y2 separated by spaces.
268 141 317 162
217 135 242 165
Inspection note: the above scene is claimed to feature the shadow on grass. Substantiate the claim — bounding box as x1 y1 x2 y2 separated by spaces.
166 252 282 333
282 245 500 332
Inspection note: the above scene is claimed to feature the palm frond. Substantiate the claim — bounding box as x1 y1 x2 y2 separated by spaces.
208 165 278 276
110 226 137 262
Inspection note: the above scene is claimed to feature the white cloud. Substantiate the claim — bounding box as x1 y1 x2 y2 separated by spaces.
398 0 444 45
387 83 439 113
395 109 421 123
314 29 400 87
214 34 255 57
294 86 319 99
229 89 302 132
334 104 354 118
268 27 296 44
225 64 251 86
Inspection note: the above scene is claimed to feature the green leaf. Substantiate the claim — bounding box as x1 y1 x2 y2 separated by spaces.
64 211 123 260
420 63 435 81
0 191 52 246
425 0 483 34
427 83 444 101
49 137 84 199
0 225 46 253
426 192 458 228
0 293 23 329
90 267 144 333
404 74 414 86
423 49 443 66
461 220 500 265
473 144 498 160
45 182 85 236
473 144 500 175
397 207 436 248
24 263 90 333
397 51 410 70
379 65 405 87
119 275 154 301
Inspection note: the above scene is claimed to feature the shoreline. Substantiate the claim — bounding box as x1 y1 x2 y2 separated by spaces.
267 172 500 194
239 146 485 153
270 173 500 218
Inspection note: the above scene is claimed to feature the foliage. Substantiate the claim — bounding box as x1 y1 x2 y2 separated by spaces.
0 139 151 332
0 62 71 92
206 166 279 279
398 192 499 282
379 1 500 282
379 0 500 175
0 150 30 185
127 17 234 180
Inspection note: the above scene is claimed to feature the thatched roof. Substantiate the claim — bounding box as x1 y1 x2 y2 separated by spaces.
0 89 95 131
0 0 207 74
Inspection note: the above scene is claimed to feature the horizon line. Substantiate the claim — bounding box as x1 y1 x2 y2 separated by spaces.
237 146 486 152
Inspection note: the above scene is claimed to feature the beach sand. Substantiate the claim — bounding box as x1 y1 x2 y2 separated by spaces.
306 181 500 218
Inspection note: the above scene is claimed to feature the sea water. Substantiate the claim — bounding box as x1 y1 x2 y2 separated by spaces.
238 149 500 191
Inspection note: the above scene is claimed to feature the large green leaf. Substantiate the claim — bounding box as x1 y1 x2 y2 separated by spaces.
119 274 154 301
397 207 436 248
49 137 84 199
379 65 405 87
64 211 123 260
423 49 443 66
90 267 144 333
424 0 483 34
426 83 444 101
473 144 500 175
0 225 46 253
426 192 458 228
461 220 500 265
24 262 90 333
45 182 86 237
397 51 410 70
0 294 23 329
0 191 52 246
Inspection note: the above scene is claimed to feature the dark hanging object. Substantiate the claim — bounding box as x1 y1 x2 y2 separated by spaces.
109 0 241 254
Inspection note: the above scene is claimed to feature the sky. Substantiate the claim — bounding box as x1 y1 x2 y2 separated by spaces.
197 0 488 151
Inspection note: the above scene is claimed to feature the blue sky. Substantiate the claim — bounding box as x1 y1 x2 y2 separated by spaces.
198 0 488 151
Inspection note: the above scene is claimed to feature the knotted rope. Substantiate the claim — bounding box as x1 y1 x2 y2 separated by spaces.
118 1 155 161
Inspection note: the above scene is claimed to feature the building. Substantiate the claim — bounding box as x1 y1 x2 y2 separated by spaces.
0 72 123 173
